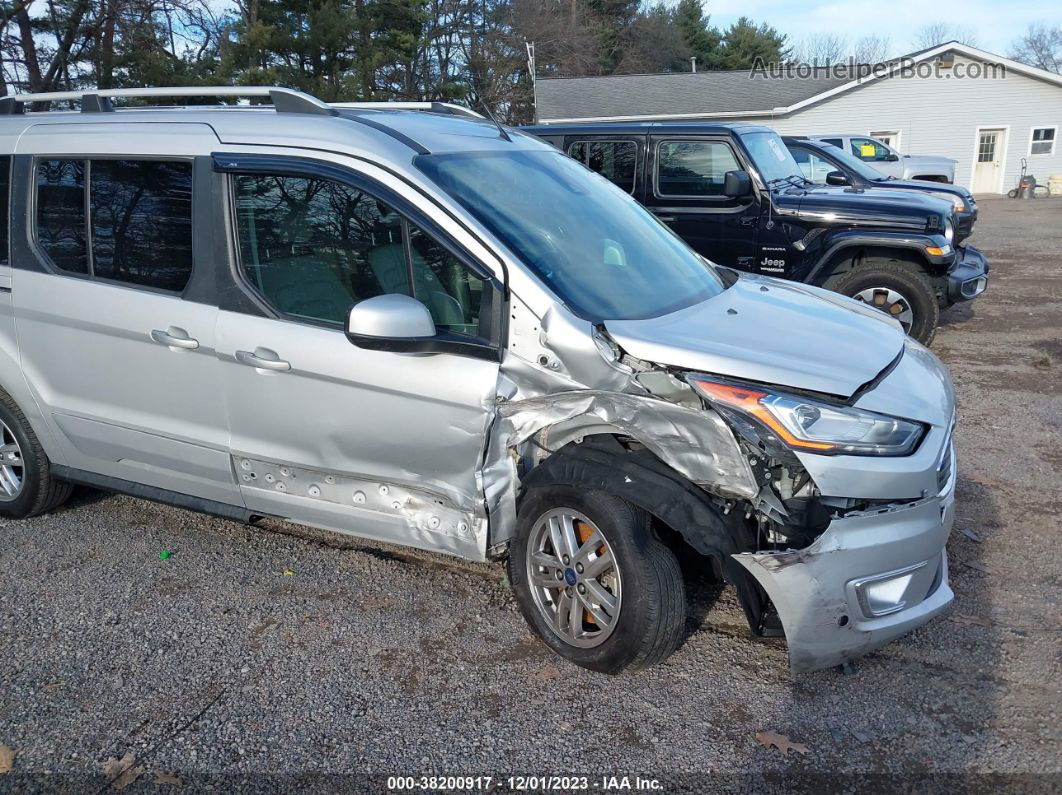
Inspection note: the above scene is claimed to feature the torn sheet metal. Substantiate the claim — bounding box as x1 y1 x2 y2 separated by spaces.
732 493 955 672
483 381 758 542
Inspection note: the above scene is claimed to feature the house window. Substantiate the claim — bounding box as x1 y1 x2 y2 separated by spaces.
1030 127 1056 156
870 130 900 149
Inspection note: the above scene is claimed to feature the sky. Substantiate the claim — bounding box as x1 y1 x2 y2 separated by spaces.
702 0 1061 58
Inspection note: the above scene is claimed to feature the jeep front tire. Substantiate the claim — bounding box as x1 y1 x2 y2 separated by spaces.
833 261 940 345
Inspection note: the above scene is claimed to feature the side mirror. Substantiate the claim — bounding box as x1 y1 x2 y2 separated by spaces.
346 294 436 352
723 169 752 197
886 153 900 162
825 170 849 186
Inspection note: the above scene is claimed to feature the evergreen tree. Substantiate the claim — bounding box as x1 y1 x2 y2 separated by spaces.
673 0 719 70
717 15 788 69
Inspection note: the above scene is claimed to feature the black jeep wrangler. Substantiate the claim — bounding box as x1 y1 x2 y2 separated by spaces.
522 122 989 345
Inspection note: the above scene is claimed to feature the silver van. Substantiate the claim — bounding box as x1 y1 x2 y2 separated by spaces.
0 87 956 674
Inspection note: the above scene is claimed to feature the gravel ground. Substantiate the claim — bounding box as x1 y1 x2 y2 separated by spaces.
1 197 1060 793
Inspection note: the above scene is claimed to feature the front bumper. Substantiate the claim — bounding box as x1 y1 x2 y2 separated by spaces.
733 449 956 672
945 243 989 305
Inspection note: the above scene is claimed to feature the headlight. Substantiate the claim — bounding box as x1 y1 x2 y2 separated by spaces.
688 377 924 456
943 217 954 243
932 192 966 212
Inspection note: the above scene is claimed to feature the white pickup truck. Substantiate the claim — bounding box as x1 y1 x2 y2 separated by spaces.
807 134 956 183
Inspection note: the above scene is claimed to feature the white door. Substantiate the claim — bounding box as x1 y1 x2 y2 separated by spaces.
973 129 1004 193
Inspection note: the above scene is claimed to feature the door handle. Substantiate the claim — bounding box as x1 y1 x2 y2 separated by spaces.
151 328 199 350
235 349 291 372
655 215 676 223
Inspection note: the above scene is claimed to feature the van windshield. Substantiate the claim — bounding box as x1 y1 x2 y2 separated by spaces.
415 150 725 321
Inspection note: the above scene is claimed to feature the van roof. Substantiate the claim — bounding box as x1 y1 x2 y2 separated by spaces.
0 87 545 159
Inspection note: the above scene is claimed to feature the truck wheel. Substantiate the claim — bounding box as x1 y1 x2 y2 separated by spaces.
833 262 940 345
507 486 686 674
0 390 73 519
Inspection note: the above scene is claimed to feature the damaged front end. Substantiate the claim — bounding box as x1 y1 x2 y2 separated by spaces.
485 292 957 673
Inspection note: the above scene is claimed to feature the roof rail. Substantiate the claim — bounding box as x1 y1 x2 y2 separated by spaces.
0 86 335 116
331 101 484 119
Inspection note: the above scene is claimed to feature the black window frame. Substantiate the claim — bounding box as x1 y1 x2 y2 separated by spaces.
566 138 640 195
652 138 743 200
29 154 198 297
215 153 506 361
0 155 11 268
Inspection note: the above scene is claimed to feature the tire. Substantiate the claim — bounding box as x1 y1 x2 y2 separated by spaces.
0 389 73 519
1007 189 1018 198
832 260 940 345
507 486 686 674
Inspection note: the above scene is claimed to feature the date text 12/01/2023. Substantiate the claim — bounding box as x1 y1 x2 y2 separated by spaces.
386 775 664 791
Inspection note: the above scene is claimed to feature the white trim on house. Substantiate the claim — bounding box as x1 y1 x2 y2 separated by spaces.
538 42 1062 125
969 125 1010 194
1028 125 1058 156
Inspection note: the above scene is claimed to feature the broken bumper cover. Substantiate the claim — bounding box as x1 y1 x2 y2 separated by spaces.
946 243 989 305
734 461 956 672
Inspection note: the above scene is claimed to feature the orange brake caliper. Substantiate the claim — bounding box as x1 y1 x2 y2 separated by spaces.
574 520 607 626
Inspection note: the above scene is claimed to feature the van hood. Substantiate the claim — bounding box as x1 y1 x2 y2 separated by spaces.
605 274 906 398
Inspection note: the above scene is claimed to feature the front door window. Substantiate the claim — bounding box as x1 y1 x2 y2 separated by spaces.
233 173 487 338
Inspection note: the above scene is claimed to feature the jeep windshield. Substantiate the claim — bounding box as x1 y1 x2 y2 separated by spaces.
415 150 725 321
740 131 806 187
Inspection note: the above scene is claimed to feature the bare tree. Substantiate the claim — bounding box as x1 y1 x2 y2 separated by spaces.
914 22 978 50
852 35 890 64
792 33 847 65
1009 22 1062 74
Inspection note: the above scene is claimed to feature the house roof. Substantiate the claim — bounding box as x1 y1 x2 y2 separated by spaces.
535 69 851 123
534 42 1062 124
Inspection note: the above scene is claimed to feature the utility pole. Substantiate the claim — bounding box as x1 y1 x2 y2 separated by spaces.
526 41 537 120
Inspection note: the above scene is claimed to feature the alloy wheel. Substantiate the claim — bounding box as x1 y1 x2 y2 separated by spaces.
0 420 24 501
853 286 915 332
525 509 622 648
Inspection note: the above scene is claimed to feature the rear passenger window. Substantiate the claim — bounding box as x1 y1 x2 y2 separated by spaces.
656 141 740 197
0 156 10 265
569 140 638 194
36 160 88 274
35 158 194 291
90 160 193 292
233 173 488 337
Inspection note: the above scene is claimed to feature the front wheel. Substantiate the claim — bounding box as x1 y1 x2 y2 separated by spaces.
507 486 686 674
833 262 940 345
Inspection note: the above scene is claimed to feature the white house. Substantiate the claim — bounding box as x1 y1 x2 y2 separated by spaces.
533 42 1062 194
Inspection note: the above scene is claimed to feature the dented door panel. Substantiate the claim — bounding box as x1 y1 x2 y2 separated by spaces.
217 310 497 558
